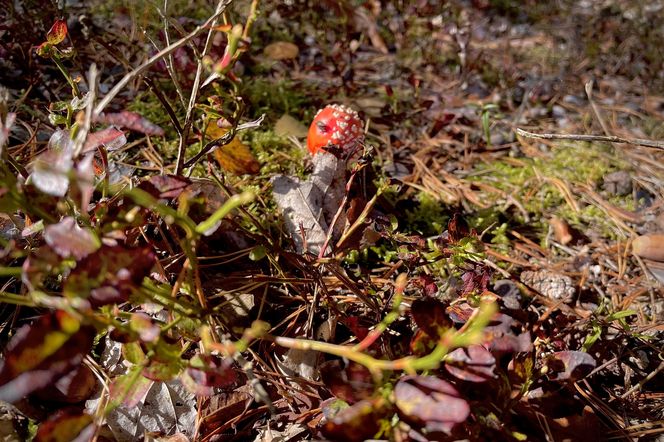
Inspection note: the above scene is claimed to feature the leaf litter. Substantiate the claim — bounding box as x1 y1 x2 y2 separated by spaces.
0 1 663 441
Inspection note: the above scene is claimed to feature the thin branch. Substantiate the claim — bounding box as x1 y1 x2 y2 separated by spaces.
183 114 265 168
515 128 664 151
175 0 232 175
93 2 230 117
160 0 187 108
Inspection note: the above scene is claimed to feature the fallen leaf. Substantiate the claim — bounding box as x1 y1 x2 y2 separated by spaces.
632 234 664 262
97 374 197 441
263 41 299 60
205 120 260 175
274 114 308 138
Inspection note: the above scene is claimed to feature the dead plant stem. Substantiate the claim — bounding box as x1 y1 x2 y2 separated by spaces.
516 128 664 151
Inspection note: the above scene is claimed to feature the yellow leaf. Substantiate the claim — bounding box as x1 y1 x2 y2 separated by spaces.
205 120 260 175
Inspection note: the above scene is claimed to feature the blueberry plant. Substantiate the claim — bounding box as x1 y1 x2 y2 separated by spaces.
0 2 631 441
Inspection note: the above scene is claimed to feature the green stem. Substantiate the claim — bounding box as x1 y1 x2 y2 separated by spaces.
0 291 35 307
0 267 22 277
195 191 254 235
53 56 81 99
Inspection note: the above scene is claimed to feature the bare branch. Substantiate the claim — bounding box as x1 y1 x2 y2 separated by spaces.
515 128 664 151
93 2 231 117
175 0 232 175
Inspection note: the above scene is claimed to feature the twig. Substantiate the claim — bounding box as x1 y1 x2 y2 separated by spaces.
620 360 664 399
93 2 230 117
515 128 664 151
160 0 187 108
175 0 232 175
183 114 265 168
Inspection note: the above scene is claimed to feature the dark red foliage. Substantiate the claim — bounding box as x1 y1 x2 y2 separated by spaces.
0 312 95 403
64 245 156 307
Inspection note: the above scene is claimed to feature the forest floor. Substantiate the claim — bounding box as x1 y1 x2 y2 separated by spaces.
0 0 663 441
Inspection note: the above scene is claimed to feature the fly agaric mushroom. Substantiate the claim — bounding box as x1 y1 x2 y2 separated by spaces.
271 104 364 255
307 104 364 155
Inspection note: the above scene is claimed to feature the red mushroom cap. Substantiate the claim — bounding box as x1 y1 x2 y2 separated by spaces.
307 104 364 155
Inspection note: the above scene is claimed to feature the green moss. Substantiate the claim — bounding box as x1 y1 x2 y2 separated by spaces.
469 141 634 240
241 78 315 121
404 192 449 236
247 129 306 177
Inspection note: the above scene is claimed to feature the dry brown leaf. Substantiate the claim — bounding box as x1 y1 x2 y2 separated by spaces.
632 234 664 262
263 41 299 60
274 114 308 138
205 120 260 175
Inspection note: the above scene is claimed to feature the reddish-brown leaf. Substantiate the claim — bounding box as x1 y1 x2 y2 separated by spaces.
46 19 68 45
63 245 156 307
394 375 470 434
83 127 126 153
445 344 497 382
410 297 452 340
181 355 237 397
96 111 165 136
322 397 391 441
34 409 95 442
0 311 95 403
546 351 596 381
320 360 375 404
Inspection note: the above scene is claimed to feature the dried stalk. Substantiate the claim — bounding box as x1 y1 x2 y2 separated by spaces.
515 128 664 151
175 0 233 175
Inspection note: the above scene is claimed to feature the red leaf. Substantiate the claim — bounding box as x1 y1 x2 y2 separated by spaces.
546 351 596 381
46 19 68 45
181 355 237 396
445 344 497 382
36 42 53 57
394 375 470 434
0 311 95 403
447 212 470 243
64 245 156 307
410 297 452 339
141 175 192 200
96 111 165 136
83 127 126 153
322 397 391 441
44 216 99 260
320 360 374 404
